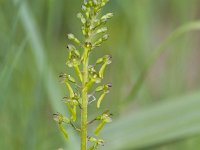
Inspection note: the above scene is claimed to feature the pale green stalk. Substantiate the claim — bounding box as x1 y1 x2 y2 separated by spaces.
81 49 89 150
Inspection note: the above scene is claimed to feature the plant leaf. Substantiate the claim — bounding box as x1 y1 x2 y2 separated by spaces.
12 0 79 149
125 21 200 104
101 91 200 150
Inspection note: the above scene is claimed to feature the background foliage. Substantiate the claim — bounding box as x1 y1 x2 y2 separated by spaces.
1 0 200 149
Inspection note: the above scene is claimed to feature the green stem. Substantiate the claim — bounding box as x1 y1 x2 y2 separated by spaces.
81 48 89 150
74 65 83 82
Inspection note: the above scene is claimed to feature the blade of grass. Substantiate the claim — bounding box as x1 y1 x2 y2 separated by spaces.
125 21 200 104
12 0 79 149
0 4 23 88
102 91 200 150
0 38 27 89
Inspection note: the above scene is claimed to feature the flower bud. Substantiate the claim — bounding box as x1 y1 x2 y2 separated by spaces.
94 111 112 134
85 42 92 49
102 34 109 40
67 75 76 83
88 65 101 83
81 5 87 12
101 0 109 7
67 33 81 45
93 0 98 6
53 113 70 124
95 85 104 92
96 84 112 108
53 113 63 124
95 27 108 35
101 13 113 22
98 55 112 78
94 34 109 47
66 48 81 67
101 113 112 123
59 73 76 83
88 137 104 145
96 55 112 64
77 13 86 24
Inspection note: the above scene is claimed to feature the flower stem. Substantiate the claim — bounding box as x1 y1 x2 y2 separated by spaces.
81 49 89 150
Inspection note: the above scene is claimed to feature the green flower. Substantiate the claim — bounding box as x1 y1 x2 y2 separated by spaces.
94 110 112 135
95 84 112 108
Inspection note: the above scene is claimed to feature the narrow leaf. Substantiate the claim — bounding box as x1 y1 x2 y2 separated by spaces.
125 21 200 104
102 91 200 150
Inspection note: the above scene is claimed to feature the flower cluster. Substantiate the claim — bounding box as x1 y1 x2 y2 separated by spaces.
54 0 113 149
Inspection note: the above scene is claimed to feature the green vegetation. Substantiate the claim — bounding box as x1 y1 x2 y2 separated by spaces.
1 0 200 150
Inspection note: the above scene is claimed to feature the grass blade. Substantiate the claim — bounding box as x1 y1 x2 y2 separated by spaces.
125 21 200 104
12 0 79 149
102 91 200 150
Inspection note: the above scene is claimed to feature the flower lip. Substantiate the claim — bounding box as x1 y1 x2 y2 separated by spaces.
108 54 112 59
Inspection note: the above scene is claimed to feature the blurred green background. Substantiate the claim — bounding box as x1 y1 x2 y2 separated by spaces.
1 0 200 149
